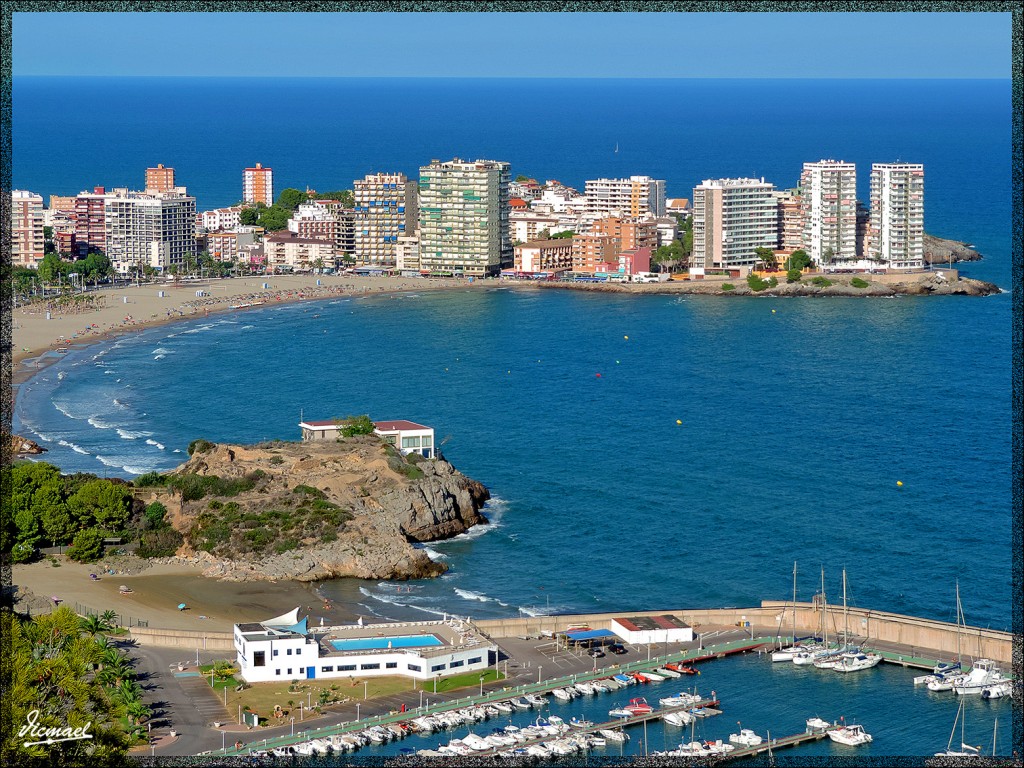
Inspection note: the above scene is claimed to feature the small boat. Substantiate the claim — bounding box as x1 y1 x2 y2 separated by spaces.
935 700 983 758
666 662 698 675
703 739 736 755
828 724 873 746
954 659 1007 695
662 710 693 727
729 729 764 747
981 681 1012 699
613 674 633 685
511 697 532 709
551 687 573 701
601 677 623 690
833 652 883 673
599 728 629 742
569 717 594 729
655 666 681 678
609 707 632 719
624 697 652 715
591 680 611 693
640 670 666 682
590 736 606 747
546 715 565 727
915 661 962 685
659 693 698 708
806 717 831 733
524 693 547 707
631 673 649 683
492 701 513 713
574 682 596 695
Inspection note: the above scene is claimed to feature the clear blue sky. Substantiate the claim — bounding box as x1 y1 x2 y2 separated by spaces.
13 11 1011 78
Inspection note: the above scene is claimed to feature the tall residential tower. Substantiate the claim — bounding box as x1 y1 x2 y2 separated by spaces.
799 160 857 266
352 172 419 266
691 177 778 270
418 158 511 276
869 162 924 270
243 163 274 207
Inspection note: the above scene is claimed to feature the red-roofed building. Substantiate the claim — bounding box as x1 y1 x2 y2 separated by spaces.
509 197 529 210
298 418 435 458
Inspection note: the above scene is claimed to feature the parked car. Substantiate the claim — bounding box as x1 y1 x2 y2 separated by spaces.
609 644 627 655
588 648 605 658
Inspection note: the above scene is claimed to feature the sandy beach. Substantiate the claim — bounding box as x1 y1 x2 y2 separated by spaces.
11 557 362 632
11 273 486 377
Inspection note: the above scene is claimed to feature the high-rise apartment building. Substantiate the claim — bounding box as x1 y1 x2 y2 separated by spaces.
74 187 111 258
243 163 274 207
145 164 176 193
571 232 618 273
691 178 778 270
869 162 924 270
773 189 804 253
418 158 511 276
11 190 45 267
352 173 419 266
104 190 196 274
799 160 857 266
584 176 666 219
590 216 659 253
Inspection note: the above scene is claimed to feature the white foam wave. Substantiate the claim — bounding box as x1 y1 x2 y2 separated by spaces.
116 428 151 440
434 499 506 543
88 417 116 429
58 439 90 455
421 546 449 561
357 587 450 618
122 465 152 476
53 401 79 420
95 455 122 468
145 439 166 450
181 324 215 335
454 588 508 607
57 372 66 380
172 448 182 453
104 370 116 374
152 348 173 355
240 325 255 330
153 355 166 360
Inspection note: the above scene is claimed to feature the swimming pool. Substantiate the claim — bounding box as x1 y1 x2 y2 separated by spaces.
330 634 443 651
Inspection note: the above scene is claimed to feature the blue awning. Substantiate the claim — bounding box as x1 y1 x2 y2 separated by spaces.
564 629 617 642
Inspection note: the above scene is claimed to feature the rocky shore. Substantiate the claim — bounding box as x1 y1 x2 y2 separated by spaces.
923 234 982 264
153 437 490 583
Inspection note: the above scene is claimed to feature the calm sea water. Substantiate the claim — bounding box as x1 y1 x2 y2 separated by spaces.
10 77 1015 756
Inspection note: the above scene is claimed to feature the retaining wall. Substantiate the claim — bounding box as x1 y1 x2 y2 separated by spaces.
129 625 234 651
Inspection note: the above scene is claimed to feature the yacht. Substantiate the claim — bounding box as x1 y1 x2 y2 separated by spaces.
981 681 1012 699
551 687 573 701
935 701 982 758
827 724 873 746
729 729 764 747
833 652 883 673
624 697 653 715
806 716 831 733
599 728 629 742
954 659 1007 695
662 710 693 726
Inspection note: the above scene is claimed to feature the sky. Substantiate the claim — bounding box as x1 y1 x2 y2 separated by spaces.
12 11 1012 79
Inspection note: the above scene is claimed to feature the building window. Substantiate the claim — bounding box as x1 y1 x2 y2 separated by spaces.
275 669 281 676
468 657 482 664
407 664 422 672
273 649 279 657
449 660 464 668
287 649 292 656
338 664 357 672
431 664 446 672
254 651 265 667
322 666 334 673
360 663 380 670
298 667 304 674
385 662 398 669
402 436 421 449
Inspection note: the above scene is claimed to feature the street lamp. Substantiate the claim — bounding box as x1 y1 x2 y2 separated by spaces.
355 703 361 721
363 680 368 700
479 674 485 697
221 731 226 753
538 666 543 683
433 675 438 693
290 717 294 736
307 692 312 710
419 690 424 709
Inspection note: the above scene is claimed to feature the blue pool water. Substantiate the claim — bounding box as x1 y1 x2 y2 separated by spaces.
330 634 444 651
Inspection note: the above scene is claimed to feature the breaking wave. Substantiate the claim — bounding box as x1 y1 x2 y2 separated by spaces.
454 588 509 607
58 439 90 455
145 439 166 450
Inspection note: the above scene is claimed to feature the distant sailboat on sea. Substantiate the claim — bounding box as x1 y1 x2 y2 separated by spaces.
614 142 619 154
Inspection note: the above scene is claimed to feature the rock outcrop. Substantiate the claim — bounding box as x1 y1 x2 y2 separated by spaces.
11 435 47 454
923 234 982 265
163 437 490 583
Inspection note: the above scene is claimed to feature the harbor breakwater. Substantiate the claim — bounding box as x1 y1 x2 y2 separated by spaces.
128 602 1013 665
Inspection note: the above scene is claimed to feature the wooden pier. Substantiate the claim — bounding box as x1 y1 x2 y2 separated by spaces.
720 727 835 761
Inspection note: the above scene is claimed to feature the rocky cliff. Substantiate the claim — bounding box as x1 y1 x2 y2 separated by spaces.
10 435 47 455
161 437 489 582
923 234 982 265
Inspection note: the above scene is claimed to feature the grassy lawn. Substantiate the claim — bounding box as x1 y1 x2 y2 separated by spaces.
196 664 507 724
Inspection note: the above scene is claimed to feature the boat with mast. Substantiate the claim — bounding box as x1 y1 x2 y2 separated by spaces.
934 700 981 758
794 567 829 665
814 568 857 669
927 582 967 692
771 562 801 662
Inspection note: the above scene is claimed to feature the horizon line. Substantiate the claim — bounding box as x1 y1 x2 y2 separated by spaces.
12 74 1012 81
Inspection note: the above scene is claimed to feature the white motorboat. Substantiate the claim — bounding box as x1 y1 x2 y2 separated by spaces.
954 659 1006 695
655 666 681 678
729 728 764 746
772 646 802 662
492 700 513 713
927 673 962 692
609 707 632 719
833 652 883 673
662 710 693 726
551 687 572 701
676 741 711 757
547 739 576 756
590 736 606 747
569 717 594 729
640 670 666 681
981 681 1012 699
574 682 596 695
524 693 547 707
703 739 736 755
828 724 873 746
592 681 611 693
512 697 532 709
602 677 623 690
659 693 698 708
806 717 831 733
526 743 551 758
546 715 566 727
461 733 491 752
599 728 629 742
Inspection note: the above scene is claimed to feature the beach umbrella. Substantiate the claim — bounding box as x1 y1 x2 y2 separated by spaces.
119 585 129 592
178 603 187 611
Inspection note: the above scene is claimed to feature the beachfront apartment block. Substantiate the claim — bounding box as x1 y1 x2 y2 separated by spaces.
584 175 666 219
145 164 176 193
204 228 259 262
418 158 512 277
395 233 421 274
263 231 335 272
509 210 562 244
869 162 925 270
799 160 857 266
11 190 45 268
74 187 111 258
514 238 574 273
571 231 619 273
243 163 274 207
691 178 778 270
288 203 340 253
590 216 659 253
352 173 419 267
198 206 246 232
773 189 804 254
103 190 197 274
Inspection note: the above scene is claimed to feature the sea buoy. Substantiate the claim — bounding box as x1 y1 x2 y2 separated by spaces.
596 373 602 378
897 481 903 487
772 309 776 314
676 420 682 425
624 335 629 340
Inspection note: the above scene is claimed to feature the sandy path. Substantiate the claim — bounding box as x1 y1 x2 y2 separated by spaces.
12 558 360 632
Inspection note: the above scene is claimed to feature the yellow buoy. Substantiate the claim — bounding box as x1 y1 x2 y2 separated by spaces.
676 420 682 425
897 481 903 487
624 335 629 340
772 309 776 314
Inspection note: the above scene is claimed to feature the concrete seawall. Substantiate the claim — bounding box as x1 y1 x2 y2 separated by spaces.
474 602 1012 665
129 602 1012 665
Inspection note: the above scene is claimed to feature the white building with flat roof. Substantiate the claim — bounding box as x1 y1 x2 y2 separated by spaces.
298 419 435 458
869 162 925 271
585 176 666 219
234 610 496 683
800 160 857 266
691 178 777 270
610 615 693 644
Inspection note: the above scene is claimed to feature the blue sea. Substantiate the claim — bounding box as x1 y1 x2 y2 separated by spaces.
10 77 1015 756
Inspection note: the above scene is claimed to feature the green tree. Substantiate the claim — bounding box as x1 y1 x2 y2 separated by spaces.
755 247 778 270
338 415 376 437
257 205 290 231
67 528 106 563
79 614 112 636
43 225 56 254
549 230 574 239
239 207 259 226
144 501 168 529
276 188 308 211
213 659 239 680
786 249 811 271
36 484 74 544
81 251 112 282
786 268 802 283
37 252 72 283
67 479 133 529
514 175 530 182
310 190 354 207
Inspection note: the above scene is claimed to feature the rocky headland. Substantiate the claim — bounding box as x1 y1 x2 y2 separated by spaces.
923 234 982 265
148 437 489 583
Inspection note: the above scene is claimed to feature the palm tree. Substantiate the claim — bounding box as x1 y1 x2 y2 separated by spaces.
79 614 111 637
212 659 238 681
100 610 118 628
